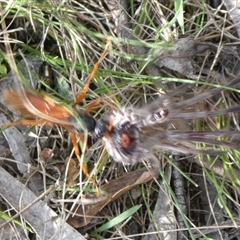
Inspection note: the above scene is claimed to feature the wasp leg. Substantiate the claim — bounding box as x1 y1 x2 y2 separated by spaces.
0 119 52 128
74 40 111 106
85 98 102 114
70 40 110 195
70 132 100 196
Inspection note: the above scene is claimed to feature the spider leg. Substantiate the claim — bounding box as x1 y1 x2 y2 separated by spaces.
74 40 111 106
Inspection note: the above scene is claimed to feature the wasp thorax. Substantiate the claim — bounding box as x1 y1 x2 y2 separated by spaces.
71 109 97 133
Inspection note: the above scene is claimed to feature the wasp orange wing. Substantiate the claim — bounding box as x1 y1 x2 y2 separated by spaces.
3 89 73 122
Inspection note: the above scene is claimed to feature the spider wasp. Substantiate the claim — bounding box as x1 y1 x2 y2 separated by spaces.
2 39 240 189
1 40 111 192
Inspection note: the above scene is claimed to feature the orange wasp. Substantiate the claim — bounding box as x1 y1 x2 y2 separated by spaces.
3 39 240 192
1 40 111 191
